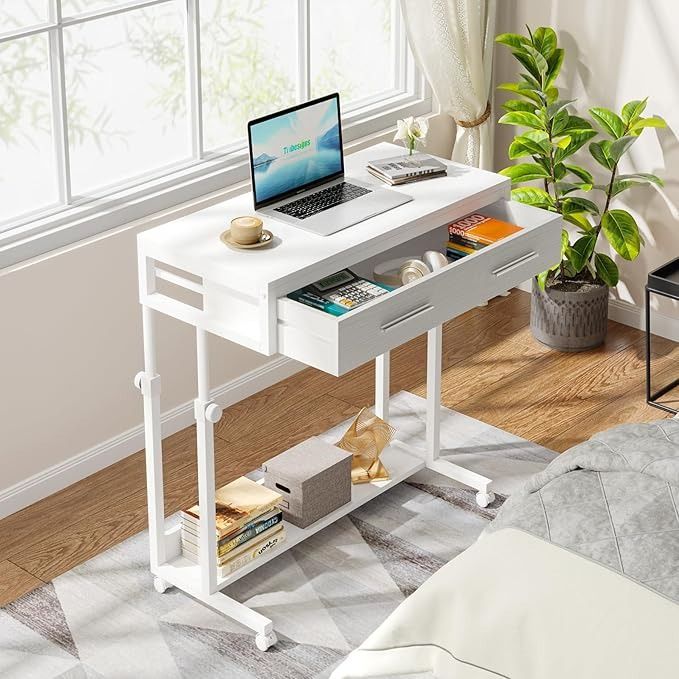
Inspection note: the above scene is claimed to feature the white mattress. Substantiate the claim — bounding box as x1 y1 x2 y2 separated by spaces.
332 528 679 678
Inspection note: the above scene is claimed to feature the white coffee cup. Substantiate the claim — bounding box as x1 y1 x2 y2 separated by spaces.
230 216 263 245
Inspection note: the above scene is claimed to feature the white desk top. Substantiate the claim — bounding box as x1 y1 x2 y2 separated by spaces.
138 142 509 297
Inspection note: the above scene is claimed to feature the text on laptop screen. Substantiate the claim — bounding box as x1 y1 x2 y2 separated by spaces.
249 97 342 205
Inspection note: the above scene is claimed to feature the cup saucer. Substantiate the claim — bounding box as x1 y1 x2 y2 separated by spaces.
220 229 274 250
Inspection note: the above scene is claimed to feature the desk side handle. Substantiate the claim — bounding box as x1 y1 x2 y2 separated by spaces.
492 251 538 277
381 304 433 332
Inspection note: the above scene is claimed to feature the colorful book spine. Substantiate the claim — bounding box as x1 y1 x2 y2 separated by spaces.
218 527 287 577
446 241 477 255
182 511 283 557
180 497 281 538
181 523 283 564
447 235 487 250
448 224 492 245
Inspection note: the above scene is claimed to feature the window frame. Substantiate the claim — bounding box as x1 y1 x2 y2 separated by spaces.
0 0 432 268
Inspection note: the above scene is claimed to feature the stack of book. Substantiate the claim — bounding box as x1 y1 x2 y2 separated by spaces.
446 213 523 261
181 476 285 578
367 153 448 185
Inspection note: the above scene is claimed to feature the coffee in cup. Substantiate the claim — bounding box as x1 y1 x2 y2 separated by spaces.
230 216 263 245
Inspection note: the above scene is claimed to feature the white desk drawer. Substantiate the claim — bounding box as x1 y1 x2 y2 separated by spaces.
277 200 561 376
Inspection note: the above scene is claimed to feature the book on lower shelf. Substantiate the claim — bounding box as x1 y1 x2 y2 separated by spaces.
181 508 283 558
182 524 287 577
180 476 286 575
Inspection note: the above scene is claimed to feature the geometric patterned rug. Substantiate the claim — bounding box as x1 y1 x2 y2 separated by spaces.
0 391 556 678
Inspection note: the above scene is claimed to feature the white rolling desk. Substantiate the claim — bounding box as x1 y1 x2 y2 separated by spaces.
135 142 560 650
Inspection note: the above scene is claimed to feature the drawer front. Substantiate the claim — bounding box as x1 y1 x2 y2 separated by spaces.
277 200 561 376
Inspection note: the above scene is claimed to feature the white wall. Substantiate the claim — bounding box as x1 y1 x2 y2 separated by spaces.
0 116 454 516
494 0 679 336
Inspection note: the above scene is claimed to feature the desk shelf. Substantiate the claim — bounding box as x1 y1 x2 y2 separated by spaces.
155 441 424 594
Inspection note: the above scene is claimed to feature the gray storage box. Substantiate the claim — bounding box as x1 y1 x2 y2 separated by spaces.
262 437 352 528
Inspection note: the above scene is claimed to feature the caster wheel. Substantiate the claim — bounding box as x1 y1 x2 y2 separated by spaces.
255 631 277 651
476 491 495 508
153 577 172 594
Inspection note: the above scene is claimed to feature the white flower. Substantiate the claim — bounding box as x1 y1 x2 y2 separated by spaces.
394 116 429 151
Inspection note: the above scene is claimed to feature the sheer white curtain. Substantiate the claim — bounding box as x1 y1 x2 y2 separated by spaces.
400 0 497 169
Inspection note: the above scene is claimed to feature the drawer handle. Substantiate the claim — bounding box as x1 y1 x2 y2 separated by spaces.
492 251 538 277
381 304 433 332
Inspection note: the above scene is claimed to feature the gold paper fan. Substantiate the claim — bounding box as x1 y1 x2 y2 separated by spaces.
336 408 395 484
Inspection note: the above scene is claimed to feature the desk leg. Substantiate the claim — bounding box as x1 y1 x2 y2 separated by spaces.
425 326 442 465
138 306 166 574
423 324 495 508
375 351 390 421
195 328 219 597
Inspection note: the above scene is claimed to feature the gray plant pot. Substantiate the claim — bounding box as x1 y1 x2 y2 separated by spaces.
530 278 609 352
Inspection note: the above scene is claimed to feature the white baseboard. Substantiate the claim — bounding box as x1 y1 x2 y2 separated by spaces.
0 356 303 521
608 298 679 342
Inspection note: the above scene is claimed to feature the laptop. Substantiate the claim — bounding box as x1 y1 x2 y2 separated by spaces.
247 93 412 236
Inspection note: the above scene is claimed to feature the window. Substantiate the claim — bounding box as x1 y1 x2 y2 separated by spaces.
0 1 430 266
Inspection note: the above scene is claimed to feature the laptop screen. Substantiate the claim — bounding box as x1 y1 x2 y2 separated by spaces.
248 93 344 209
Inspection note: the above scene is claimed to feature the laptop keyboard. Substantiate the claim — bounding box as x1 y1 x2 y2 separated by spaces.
274 182 371 220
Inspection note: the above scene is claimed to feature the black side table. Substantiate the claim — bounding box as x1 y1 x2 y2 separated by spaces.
646 257 679 414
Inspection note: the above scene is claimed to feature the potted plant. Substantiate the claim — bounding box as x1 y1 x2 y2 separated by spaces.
495 26 666 351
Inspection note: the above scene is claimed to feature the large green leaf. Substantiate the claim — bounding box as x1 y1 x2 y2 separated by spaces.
532 27 557 58
630 116 667 134
564 164 594 184
545 86 559 103
498 110 545 130
553 128 598 164
567 234 597 273
560 228 570 256
560 115 595 134
589 140 614 170
609 173 664 197
551 108 570 135
594 253 619 287
525 44 549 74
555 181 593 195
498 82 543 104
508 130 550 159
500 163 551 183
562 211 593 231
617 172 663 187
545 48 564 88
562 196 600 215
621 98 647 125
496 33 530 49
609 135 637 163
547 99 575 118
515 44 549 81
589 107 625 138
511 187 555 208
502 99 537 113
601 209 641 260
513 52 543 84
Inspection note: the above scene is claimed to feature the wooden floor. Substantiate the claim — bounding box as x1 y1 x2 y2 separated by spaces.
2 289 678 607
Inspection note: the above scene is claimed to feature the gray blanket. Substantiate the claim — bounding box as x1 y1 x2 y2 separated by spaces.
487 419 679 603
